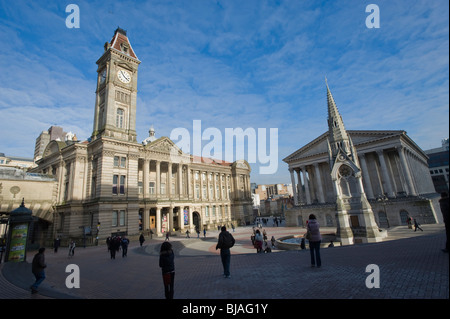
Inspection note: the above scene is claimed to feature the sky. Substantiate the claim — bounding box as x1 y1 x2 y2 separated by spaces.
0 0 448 185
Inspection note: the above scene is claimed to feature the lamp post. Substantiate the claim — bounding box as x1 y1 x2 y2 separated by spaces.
4 198 34 262
376 194 390 228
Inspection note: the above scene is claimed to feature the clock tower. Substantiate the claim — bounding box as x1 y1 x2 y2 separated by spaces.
92 27 140 142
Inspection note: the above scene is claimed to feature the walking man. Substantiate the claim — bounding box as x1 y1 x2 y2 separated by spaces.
216 226 235 278
414 219 423 232
439 192 449 253
30 248 47 294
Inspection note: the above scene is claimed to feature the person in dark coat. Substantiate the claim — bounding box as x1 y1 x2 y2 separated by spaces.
139 234 145 247
439 192 449 253
159 241 175 299
30 248 47 293
216 226 235 278
307 214 322 268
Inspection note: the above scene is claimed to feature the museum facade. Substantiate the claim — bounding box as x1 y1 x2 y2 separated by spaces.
27 28 253 244
283 82 442 243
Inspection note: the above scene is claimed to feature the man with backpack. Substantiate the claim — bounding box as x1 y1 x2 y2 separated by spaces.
216 226 235 278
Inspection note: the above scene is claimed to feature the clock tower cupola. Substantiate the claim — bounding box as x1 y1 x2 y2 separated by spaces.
92 27 141 142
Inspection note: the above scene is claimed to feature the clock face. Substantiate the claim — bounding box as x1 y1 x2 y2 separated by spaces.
100 69 106 84
339 165 352 177
117 69 131 83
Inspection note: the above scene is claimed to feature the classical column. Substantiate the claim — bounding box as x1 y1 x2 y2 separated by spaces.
168 162 172 197
188 206 193 229
156 207 162 236
289 168 298 206
376 150 395 197
397 146 417 196
358 153 374 199
155 160 160 197
143 159 149 198
144 209 150 232
169 205 174 232
178 164 183 197
296 169 303 204
187 167 192 198
301 166 311 205
178 206 184 230
314 163 325 203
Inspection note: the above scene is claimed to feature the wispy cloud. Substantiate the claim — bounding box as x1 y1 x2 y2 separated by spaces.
0 0 448 184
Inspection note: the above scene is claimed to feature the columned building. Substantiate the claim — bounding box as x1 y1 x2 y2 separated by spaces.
30 28 253 244
283 82 441 243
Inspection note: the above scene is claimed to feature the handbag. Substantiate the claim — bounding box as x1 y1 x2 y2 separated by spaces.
305 229 312 240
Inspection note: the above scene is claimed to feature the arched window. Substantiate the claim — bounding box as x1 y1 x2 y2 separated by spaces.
378 211 389 228
116 108 124 128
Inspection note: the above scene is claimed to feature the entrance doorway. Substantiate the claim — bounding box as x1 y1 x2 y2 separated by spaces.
193 212 200 231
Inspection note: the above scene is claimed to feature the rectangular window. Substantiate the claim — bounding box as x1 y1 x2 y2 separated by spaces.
113 175 118 194
120 175 126 194
160 183 166 195
138 181 143 194
149 182 155 194
195 184 200 199
120 157 126 168
114 156 119 167
119 210 125 226
112 211 118 227
113 175 126 195
112 210 126 226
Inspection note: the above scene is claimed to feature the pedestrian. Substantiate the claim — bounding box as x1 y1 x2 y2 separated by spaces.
414 219 423 232
439 192 449 253
165 231 170 241
203 228 206 238
53 237 60 253
231 223 235 232
216 226 235 278
254 229 263 253
68 240 76 258
196 228 200 238
271 235 276 248
159 241 175 299
30 247 47 294
139 233 145 247
264 241 272 253
307 214 322 268
121 237 129 257
110 237 118 259
185 229 190 238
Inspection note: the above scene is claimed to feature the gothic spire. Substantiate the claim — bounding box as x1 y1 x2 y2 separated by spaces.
326 80 350 156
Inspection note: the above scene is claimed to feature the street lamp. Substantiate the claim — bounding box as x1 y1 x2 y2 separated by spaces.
376 194 390 228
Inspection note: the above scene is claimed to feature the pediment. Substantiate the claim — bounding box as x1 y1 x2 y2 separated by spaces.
284 130 405 163
42 140 67 158
144 136 183 155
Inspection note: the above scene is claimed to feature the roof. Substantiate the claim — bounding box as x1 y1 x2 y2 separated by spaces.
110 28 139 60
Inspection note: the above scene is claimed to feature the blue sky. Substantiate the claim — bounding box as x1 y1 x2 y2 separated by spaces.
0 0 448 184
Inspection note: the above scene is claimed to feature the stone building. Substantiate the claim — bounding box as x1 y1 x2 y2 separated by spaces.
28 28 252 244
283 82 441 243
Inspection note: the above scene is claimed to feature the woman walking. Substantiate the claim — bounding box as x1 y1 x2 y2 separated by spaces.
307 214 322 268
159 241 175 299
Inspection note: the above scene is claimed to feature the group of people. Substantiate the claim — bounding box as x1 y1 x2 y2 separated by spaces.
254 216 283 228
106 236 130 259
29 191 450 298
250 227 274 253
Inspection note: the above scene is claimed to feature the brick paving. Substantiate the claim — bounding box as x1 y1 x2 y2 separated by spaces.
1 224 448 301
